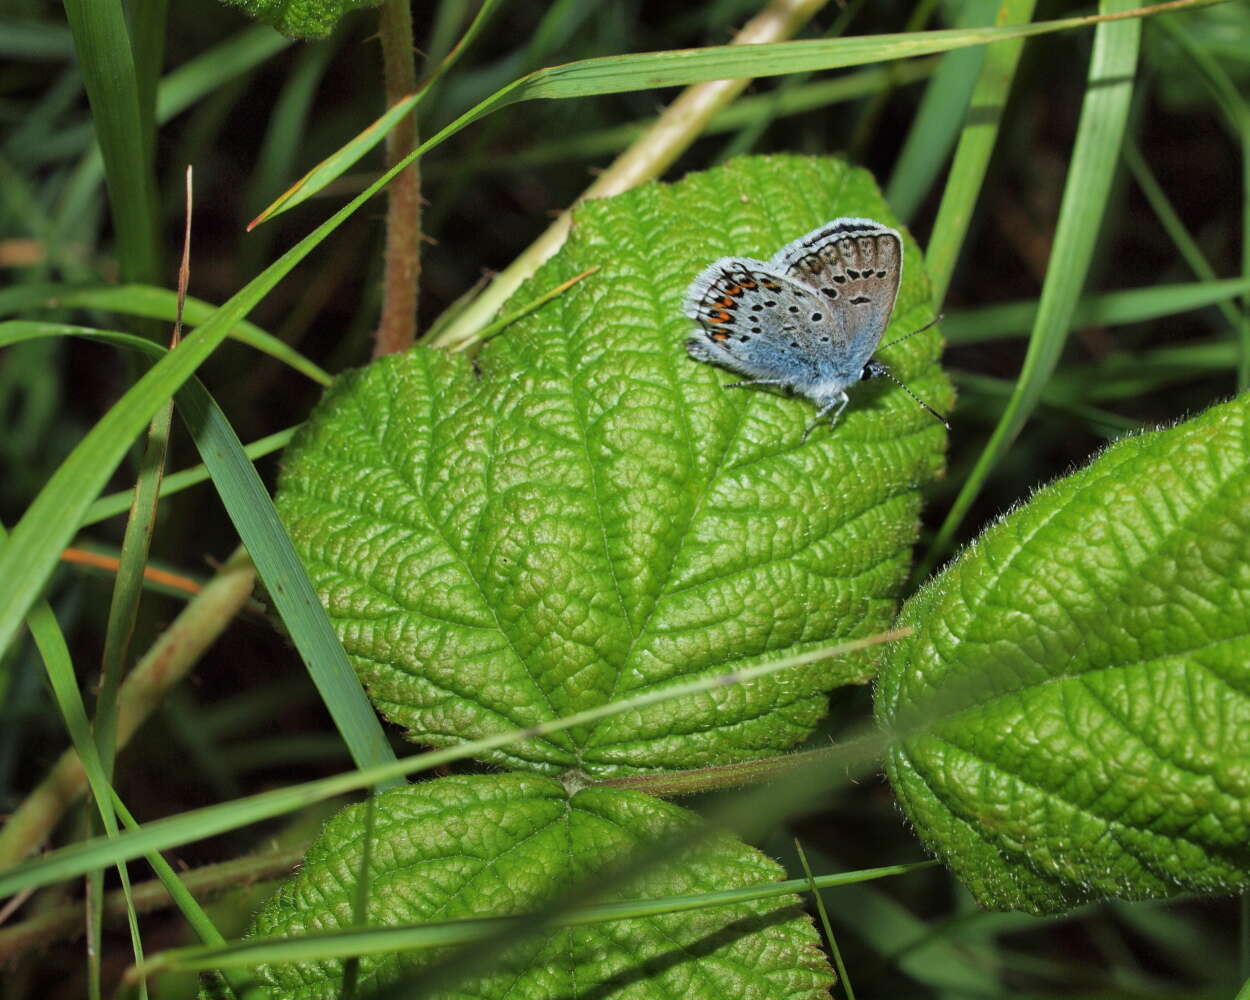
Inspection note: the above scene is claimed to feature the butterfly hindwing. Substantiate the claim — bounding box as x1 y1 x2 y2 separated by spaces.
683 258 831 389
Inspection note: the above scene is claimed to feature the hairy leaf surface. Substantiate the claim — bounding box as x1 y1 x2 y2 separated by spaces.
277 155 949 776
246 774 833 1000
878 394 1250 913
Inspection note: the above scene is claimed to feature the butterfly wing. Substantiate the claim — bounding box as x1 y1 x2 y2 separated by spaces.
683 257 831 392
770 218 903 376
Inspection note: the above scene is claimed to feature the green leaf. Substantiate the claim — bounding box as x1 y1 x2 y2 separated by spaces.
216 0 379 40
240 773 833 1000
277 155 950 776
877 393 1250 914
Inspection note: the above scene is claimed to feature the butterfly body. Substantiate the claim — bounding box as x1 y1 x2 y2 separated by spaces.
683 217 904 430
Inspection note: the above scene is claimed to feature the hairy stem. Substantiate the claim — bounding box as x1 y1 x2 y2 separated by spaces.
374 0 422 357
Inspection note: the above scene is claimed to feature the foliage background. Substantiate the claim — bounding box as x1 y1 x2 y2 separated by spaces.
0 0 1247 997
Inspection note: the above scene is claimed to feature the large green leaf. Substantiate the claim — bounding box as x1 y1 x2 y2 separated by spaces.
276 155 950 776
877 393 1250 914
243 774 833 1000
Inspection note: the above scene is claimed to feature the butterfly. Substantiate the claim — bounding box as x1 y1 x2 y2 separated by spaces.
683 217 944 435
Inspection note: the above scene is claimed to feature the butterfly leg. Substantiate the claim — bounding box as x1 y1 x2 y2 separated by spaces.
801 392 849 442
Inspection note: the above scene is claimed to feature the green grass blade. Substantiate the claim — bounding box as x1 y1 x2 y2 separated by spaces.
0 125 416 669
0 632 899 898
885 0 998 222
61 0 159 285
942 276 1250 343
922 0 1144 574
141 861 933 976
250 0 505 228
925 0 1038 303
0 520 148 1000
0 320 398 782
258 2 1203 224
0 283 331 385
83 427 299 528
1152 13 1250 388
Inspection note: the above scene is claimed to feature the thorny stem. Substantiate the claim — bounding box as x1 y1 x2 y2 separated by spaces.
374 0 421 358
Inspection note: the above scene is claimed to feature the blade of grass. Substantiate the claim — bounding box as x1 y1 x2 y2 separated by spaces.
942 276 1250 343
0 630 905 898
0 522 148 999
0 320 398 783
140 860 934 977
1152 12 1250 388
920 0 1145 578
0 283 331 385
885 0 998 223
925 0 1039 304
263 0 1211 234
61 0 159 286
796 839 855 1000
82 426 298 528
418 61 936 180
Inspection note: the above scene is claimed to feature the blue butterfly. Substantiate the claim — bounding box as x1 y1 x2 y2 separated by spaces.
684 217 945 434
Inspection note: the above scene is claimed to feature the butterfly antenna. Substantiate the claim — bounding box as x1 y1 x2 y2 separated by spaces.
867 362 949 429
878 313 943 353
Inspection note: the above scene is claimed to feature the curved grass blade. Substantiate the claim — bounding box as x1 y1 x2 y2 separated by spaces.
0 283 330 386
256 1 1210 225
0 320 397 784
250 0 505 229
0 631 902 900
942 276 1250 343
924 0 1038 304
140 861 932 977
921 0 1144 577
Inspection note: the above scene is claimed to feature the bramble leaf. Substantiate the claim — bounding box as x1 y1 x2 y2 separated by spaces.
245 774 834 1000
878 393 1250 913
216 0 377 39
276 155 950 776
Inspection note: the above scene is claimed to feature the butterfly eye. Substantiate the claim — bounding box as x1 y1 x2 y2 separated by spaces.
861 364 876 380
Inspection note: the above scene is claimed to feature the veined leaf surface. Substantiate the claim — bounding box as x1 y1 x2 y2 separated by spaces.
878 393 1250 913
246 774 834 1000
277 155 950 776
